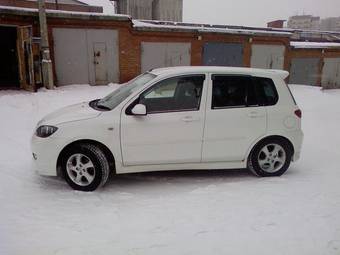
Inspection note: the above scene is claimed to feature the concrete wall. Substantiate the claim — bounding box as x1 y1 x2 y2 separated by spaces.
118 0 153 20
152 0 183 22
320 17 340 32
118 0 183 21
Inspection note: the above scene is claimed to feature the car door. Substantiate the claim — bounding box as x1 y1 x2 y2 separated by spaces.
202 74 267 162
120 74 207 166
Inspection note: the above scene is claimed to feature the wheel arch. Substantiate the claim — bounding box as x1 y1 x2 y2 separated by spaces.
56 139 116 177
246 135 295 163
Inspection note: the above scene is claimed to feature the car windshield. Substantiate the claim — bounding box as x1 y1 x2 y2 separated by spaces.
97 72 157 110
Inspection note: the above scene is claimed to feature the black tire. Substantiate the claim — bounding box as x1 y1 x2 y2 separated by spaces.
61 143 110 191
248 138 293 177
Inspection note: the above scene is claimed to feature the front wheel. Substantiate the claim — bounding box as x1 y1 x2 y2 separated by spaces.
61 144 110 191
248 138 292 177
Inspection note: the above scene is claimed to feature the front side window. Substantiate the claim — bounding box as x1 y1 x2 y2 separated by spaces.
138 75 205 113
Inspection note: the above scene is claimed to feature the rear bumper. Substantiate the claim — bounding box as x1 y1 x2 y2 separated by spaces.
288 129 303 162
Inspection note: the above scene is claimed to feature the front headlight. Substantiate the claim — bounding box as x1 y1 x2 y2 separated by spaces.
35 125 58 138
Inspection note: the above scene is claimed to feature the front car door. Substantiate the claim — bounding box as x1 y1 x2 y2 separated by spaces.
120 74 207 166
202 74 269 162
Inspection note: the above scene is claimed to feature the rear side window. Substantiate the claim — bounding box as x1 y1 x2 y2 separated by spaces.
212 76 247 109
253 77 279 106
212 75 258 109
211 75 279 109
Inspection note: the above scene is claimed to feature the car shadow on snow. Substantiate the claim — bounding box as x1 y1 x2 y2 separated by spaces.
35 169 251 191
35 168 299 193
103 169 256 191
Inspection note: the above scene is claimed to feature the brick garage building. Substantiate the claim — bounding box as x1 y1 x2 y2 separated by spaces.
1 5 340 91
288 42 340 87
0 6 131 90
123 20 291 82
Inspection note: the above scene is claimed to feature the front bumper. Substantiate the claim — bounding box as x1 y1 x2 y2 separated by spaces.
31 134 64 176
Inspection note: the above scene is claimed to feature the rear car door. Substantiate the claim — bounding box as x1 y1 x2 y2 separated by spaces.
202 74 267 162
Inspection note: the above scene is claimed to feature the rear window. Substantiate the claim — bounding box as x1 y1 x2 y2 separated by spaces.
252 77 279 106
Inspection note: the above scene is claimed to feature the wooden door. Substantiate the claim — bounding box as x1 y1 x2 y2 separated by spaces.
17 26 35 91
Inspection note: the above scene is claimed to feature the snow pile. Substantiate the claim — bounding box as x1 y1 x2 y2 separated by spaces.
133 20 292 36
0 84 340 255
291 41 340 49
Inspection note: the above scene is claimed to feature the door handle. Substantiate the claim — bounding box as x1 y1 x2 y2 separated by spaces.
181 116 199 122
247 111 264 118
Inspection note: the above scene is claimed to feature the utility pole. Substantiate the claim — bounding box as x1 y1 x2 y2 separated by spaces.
38 0 54 89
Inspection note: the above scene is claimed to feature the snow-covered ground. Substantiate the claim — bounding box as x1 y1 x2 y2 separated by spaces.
0 84 340 255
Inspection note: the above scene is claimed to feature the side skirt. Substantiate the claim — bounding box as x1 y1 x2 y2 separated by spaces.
115 161 247 174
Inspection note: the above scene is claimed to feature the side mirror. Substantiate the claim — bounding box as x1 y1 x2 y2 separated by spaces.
131 104 147 116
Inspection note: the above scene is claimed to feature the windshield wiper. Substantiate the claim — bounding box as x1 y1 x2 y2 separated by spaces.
89 99 111 111
96 102 111 111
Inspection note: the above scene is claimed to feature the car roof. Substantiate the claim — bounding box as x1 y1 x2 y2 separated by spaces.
150 66 289 79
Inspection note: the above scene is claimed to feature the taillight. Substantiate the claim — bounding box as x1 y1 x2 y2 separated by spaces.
294 109 302 118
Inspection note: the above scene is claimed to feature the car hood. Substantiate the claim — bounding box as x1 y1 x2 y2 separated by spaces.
38 102 101 126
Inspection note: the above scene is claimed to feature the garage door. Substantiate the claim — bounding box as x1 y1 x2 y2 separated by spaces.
321 58 340 89
53 28 119 86
141 42 191 73
203 42 243 67
289 58 320 86
251 44 285 69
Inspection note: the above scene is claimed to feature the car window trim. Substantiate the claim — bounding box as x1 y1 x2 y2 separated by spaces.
211 74 261 110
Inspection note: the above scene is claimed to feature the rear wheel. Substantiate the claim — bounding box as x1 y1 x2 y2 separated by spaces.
61 144 110 191
248 138 292 177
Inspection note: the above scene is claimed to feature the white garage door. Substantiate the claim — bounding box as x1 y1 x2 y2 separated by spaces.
251 44 285 70
141 42 191 73
53 28 119 86
322 58 340 89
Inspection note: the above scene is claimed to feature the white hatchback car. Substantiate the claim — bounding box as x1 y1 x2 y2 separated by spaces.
32 67 303 191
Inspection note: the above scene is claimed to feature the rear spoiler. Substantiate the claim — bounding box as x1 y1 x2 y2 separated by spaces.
267 70 289 79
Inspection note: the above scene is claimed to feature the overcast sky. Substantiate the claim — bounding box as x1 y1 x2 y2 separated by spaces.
183 0 340 27
85 0 340 27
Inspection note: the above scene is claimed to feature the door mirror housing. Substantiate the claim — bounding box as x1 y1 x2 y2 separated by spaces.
131 104 147 116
